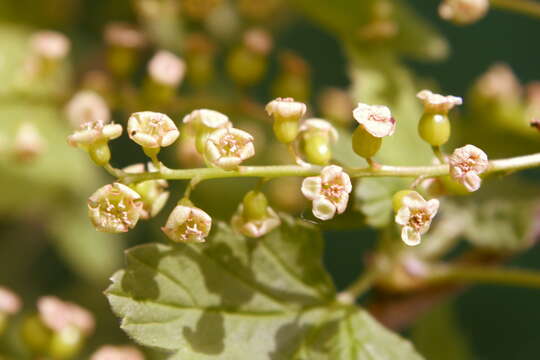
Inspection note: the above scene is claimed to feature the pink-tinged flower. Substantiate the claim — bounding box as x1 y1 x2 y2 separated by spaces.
14 122 46 162
231 205 281 238
417 90 463 114
91 345 144 360
0 287 21 315
395 192 440 246
104 22 146 48
123 163 170 219
439 0 489 25
299 118 339 142
301 165 352 220
37 296 94 335
475 64 521 101
88 183 143 233
148 50 186 87
182 109 231 130
162 205 212 243
68 120 122 148
65 91 110 129
243 28 273 55
30 31 70 59
449 144 489 192
127 112 180 148
265 98 307 121
205 127 255 170
352 103 396 138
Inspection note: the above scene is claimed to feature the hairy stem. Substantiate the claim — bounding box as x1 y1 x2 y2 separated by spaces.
491 0 540 19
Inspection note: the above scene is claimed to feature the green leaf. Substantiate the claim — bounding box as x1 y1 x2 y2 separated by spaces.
106 217 424 359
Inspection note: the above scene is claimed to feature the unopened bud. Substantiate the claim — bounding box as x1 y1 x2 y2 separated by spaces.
205 127 255 170
162 204 212 243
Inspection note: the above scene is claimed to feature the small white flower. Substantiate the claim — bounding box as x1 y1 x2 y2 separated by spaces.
30 31 70 59
395 192 439 246
417 90 463 114
68 120 122 148
449 144 489 192
243 28 273 55
162 205 212 243
205 127 255 170
148 50 186 87
104 22 146 48
37 296 94 335
231 205 281 238
123 163 170 219
299 118 339 142
91 345 144 360
87 183 143 233
439 0 489 25
127 111 180 148
65 91 110 128
14 122 46 162
182 109 231 130
301 165 352 220
265 97 307 122
0 287 21 315
352 103 396 138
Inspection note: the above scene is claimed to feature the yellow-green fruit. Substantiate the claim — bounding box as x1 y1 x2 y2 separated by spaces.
392 190 415 213
89 142 111 166
440 175 470 196
352 126 382 159
273 119 299 144
243 191 268 221
226 47 267 86
302 133 331 165
21 315 52 355
418 113 451 146
49 327 84 360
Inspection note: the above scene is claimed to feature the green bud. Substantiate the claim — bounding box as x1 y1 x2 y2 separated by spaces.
352 126 382 159
226 47 267 87
418 113 451 146
302 133 331 165
88 142 111 166
21 315 52 355
243 191 269 221
49 327 84 360
392 190 415 213
273 119 300 144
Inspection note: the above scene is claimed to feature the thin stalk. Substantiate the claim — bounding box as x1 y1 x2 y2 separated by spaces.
336 269 379 304
491 0 540 19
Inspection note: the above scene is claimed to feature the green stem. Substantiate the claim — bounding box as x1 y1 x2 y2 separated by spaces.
431 146 446 163
337 270 379 304
491 0 540 19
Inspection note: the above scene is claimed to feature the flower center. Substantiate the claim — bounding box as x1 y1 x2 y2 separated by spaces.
408 209 430 231
178 216 205 242
219 134 240 155
322 182 344 203
99 197 133 228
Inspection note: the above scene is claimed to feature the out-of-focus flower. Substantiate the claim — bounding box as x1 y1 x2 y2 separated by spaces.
87 183 143 233
449 144 489 192
474 63 521 102
353 103 396 138
243 28 273 55
148 51 186 87
162 204 212 243
67 121 122 148
318 87 354 126
417 90 463 114
395 191 439 246
123 163 170 219
91 345 145 360
104 22 146 49
37 296 94 335
301 165 352 220
127 112 179 149
29 31 70 60
439 0 489 25
65 91 110 128
0 287 21 315
205 127 255 170
14 122 46 162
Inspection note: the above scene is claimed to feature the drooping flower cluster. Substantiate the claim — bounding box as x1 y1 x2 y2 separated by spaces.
449 144 489 192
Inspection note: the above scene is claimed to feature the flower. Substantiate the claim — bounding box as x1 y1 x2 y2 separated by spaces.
231 205 281 238
91 345 144 360
205 127 255 170
68 120 122 148
417 90 463 114
475 63 521 102
265 97 307 122
439 0 489 25
87 183 143 233
148 50 186 87
104 22 146 48
37 296 94 335
301 165 352 220
352 103 396 138
30 31 70 60
449 144 489 192
162 205 212 243
395 191 440 246
127 111 180 148
299 118 339 142
0 287 21 315
243 28 273 55
182 109 231 130
14 122 46 162
65 91 110 128
123 163 170 219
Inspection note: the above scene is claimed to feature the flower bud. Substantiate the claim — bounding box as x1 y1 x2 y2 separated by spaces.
394 191 439 246
87 183 143 233
127 111 180 150
162 204 212 243
205 127 255 170
123 163 170 218
232 191 281 238
449 144 488 192
14 122 46 162
148 50 186 88
299 119 338 165
182 109 231 153
91 345 144 360
439 0 489 25
65 91 111 129
265 97 307 143
417 90 462 146
301 165 352 221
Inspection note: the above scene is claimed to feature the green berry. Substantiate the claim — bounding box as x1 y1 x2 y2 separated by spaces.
302 133 332 165
352 126 382 159
418 113 451 146
392 190 414 213
440 175 470 196
243 191 268 221
88 142 111 166
273 119 300 144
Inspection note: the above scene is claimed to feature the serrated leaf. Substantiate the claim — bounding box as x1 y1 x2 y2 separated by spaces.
106 217 424 359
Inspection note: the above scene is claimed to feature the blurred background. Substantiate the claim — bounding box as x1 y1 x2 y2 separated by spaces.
1 0 540 358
